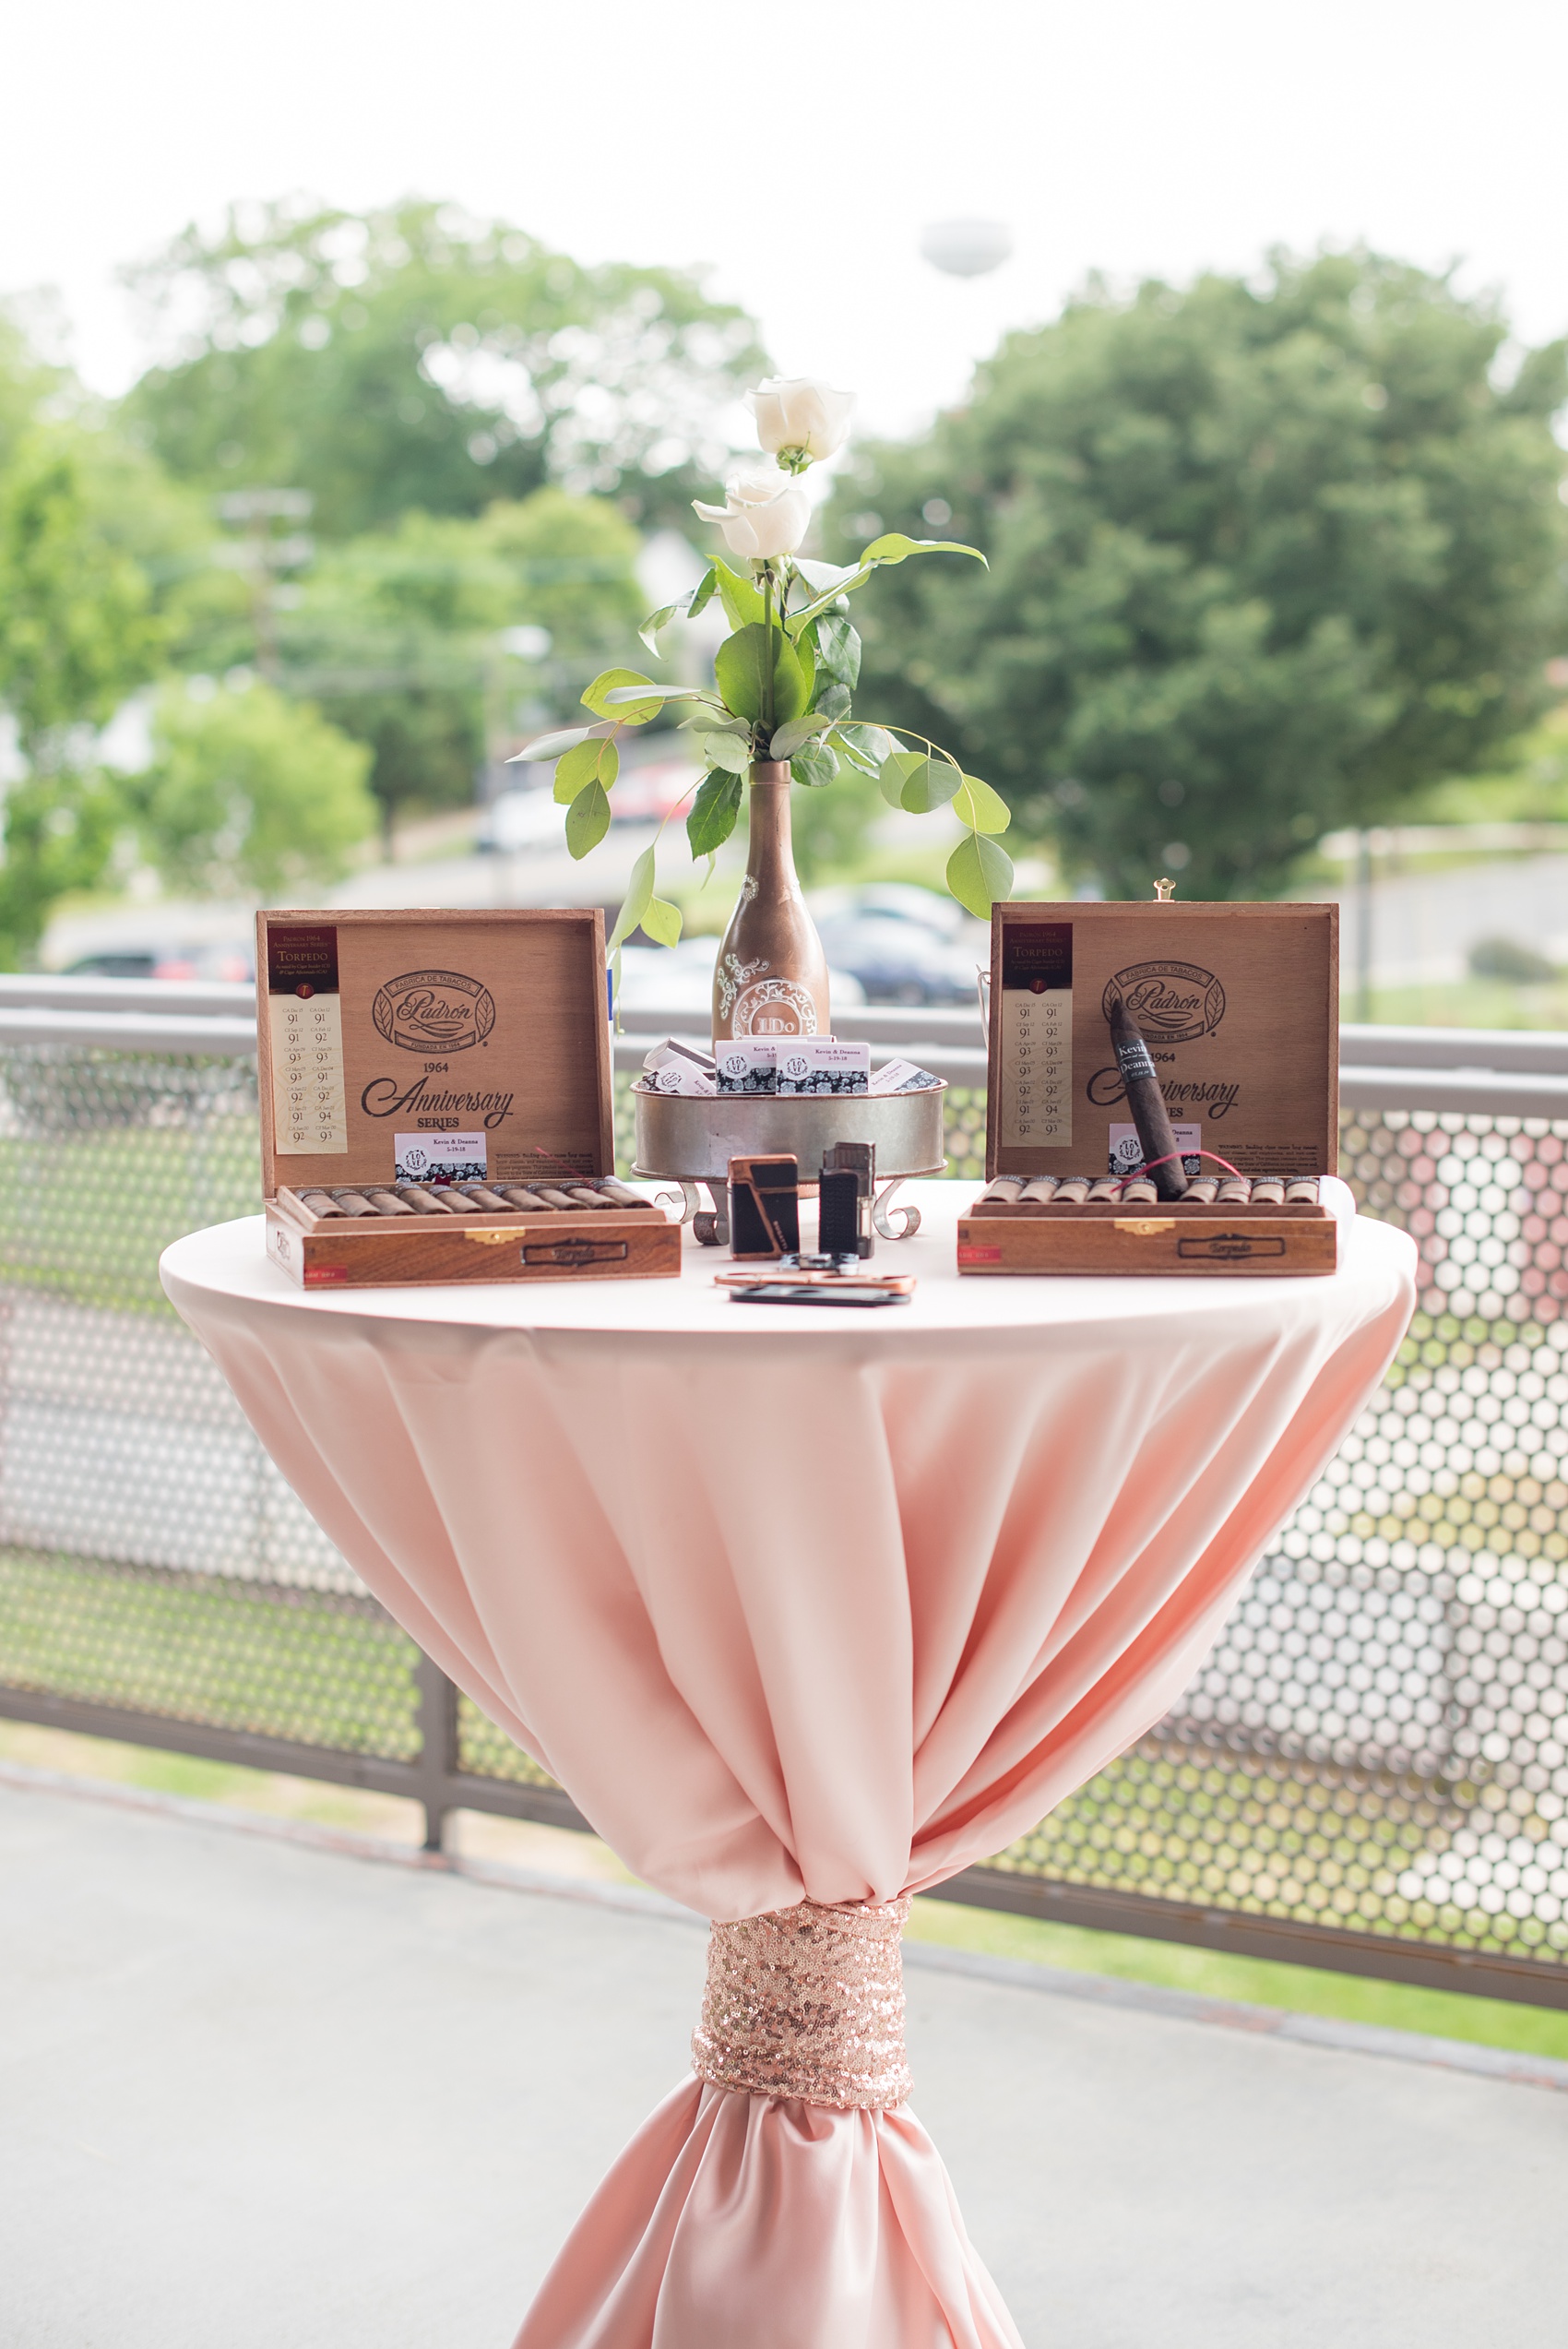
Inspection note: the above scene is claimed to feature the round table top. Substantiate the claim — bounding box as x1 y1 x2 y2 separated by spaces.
161 1177 1411 1349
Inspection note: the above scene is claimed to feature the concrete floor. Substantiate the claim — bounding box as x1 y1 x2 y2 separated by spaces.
3 1776 1566 2349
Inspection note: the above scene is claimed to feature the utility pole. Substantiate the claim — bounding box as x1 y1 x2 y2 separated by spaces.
214 490 314 679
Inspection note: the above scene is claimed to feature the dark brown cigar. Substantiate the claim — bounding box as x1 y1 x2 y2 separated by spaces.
364 1189 416 1216
1108 996 1187 1200
459 1185 513 1211
1284 1175 1320 1204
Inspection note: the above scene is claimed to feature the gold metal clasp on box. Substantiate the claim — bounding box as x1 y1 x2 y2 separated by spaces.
1113 1217 1175 1236
464 1230 513 1246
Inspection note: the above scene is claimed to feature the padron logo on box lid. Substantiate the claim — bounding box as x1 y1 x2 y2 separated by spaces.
1102 961 1226 1043
372 969 496 1054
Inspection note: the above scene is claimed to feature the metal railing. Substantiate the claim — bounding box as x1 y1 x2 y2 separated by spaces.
1 982 1566 2008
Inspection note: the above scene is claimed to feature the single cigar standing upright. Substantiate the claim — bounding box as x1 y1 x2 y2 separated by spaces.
1108 995 1188 1200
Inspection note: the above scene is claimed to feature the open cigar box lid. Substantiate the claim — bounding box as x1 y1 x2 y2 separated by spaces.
256 909 612 1198
986 900 1338 1183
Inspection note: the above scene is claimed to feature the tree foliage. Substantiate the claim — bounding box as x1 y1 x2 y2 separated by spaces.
834 252 1568 899
121 199 766 537
276 489 646 841
131 678 375 895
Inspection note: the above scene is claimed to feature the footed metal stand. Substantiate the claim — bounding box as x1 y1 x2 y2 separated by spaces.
658 1174 921 1248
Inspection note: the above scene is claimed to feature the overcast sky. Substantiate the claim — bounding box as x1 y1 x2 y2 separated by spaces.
6 0 1568 443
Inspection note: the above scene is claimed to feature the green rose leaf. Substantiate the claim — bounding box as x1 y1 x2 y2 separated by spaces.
581 668 661 723
813 613 861 689
688 566 719 619
636 603 678 656
687 768 743 857
860 533 988 570
793 556 864 593
606 844 655 952
509 723 598 763
880 748 962 813
945 830 1015 918
714 624 809 726
713 558 766 630
791 741 838 789
769 712 834 760
565 781 612 858
953 774 1012 835
642 896 683 948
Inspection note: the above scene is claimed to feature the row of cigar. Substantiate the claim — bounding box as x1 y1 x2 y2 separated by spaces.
980 1173 1321 1208
291 1178 652 1220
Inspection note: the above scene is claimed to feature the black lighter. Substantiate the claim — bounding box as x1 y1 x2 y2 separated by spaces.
818 1140 875 1258
728 1153 802 1258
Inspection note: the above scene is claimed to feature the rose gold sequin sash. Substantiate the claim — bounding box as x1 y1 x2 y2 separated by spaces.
691 1896 912 2110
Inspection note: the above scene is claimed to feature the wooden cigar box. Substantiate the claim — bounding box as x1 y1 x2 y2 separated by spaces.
960 900 1339 1278
257 908 681 1287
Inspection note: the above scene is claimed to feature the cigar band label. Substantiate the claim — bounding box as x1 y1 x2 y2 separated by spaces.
373 971 495 1053
1103 961 1225 1043
1114 1038 1159 1085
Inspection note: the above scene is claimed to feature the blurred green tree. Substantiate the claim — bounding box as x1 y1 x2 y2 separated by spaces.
0 429 166 963
120 198 765 538
131 678 376 894
833 252 1568 899
275 489 645 851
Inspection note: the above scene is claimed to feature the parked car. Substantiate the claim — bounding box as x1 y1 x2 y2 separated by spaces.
808 912 981 1006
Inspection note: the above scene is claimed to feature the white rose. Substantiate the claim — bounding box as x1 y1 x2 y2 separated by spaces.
747 376 855 466
692 468 814 561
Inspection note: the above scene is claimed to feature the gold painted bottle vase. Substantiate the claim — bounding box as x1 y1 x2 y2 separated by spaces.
712 761 830 1042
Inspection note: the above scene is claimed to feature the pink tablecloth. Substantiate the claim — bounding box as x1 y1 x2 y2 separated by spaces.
163 1181 1414 2349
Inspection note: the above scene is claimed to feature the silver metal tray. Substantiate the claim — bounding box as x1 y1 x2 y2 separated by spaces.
632 1083 944 1243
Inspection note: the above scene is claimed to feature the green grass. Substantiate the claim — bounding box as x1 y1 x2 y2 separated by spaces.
906 1894 1568 2059
0 1550 419 1758
1343 973 1568 1029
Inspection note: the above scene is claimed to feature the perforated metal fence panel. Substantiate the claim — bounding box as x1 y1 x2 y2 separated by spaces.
3 1044 1566 1997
